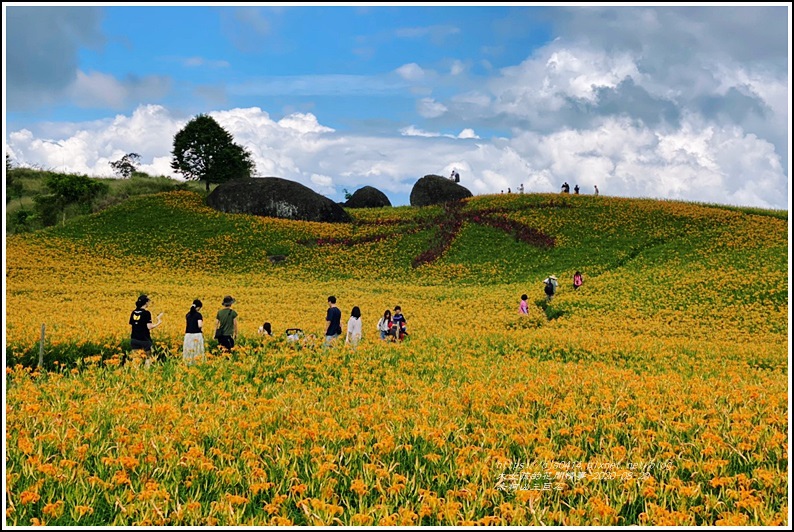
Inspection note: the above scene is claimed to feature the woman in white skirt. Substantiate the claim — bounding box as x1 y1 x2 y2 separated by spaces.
345 306 363 348
183 299 205 365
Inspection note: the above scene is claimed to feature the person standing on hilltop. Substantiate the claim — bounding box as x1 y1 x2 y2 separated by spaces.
594 185 599 196
325 295 342 346
215 295 238 351
129 294 163 362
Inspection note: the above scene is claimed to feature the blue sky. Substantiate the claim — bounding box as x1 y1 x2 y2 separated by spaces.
4 3 791 209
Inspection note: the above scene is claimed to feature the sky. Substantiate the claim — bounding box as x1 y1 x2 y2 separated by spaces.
3 3 792 209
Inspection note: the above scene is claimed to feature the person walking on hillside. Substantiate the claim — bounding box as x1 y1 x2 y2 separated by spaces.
542 275 558 302
574 184 580 194
325 295 342 346
519 294 529 315
215 295 238 350
519 183 524 194
573 271 584 291
129 294 163 361
377 309 393 340
594 185 599 196
345 306 363 348
183 299 205 365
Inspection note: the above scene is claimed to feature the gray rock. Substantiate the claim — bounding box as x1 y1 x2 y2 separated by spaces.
410 174 473 207
206 177 352 223
345 186 392 208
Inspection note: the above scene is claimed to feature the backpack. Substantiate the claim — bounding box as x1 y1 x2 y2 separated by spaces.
545 280 554 296
455 173 460 183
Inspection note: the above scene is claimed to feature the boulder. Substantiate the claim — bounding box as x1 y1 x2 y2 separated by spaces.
206 177 352 223
345 186 392 208
410 174 473 207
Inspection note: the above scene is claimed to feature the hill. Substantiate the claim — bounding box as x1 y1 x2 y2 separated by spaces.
4 188 789 526
5 189 787 359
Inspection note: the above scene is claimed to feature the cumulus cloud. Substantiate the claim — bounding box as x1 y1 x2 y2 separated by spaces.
8 105 784 209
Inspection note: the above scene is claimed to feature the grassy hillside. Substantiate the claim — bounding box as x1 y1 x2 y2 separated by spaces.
4 188 789 526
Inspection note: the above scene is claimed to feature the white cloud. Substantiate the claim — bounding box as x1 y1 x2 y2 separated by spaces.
7 100 787 209
67 70 171 110
417 98 448 118
450 60 465 76
400 126 439 138
395 63 425 82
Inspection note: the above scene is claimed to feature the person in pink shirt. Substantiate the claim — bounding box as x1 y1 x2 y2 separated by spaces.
519 294 529 315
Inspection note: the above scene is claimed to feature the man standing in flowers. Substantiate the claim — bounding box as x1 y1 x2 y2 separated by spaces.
215 295 238 350
325 295 342 346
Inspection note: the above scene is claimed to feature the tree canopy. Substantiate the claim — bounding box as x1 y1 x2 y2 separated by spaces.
170 114 255 191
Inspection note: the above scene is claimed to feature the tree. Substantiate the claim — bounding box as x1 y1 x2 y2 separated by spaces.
170 114 255 192
34 172 109 226
109 152 141 178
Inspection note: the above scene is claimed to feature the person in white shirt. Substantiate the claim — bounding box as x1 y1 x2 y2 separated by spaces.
346 306 363 347
376 309 392 340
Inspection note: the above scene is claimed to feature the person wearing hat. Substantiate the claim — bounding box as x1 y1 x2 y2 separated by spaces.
215 295 238 350
129 294 163 358
542 275 558 302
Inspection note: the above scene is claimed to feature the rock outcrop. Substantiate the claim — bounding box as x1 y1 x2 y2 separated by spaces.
206 177 352 223
345 186 392 208
409 174 473 207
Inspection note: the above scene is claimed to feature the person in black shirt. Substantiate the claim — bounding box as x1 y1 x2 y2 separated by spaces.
129 294 163 357
183 299 204 365
324 295 342 346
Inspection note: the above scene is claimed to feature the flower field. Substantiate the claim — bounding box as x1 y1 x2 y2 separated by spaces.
4 191 789 525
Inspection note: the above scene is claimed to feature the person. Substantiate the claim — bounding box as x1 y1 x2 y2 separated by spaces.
454 171 460 183
519 183 524 194
519 294 529 315
507 187 512 194
258 322 272 336
574 184 580 194
345 306 362 347
377 309 393 340
594 185 599 196
573 271 583 290
542 275 558 302
183 299 204 365
392 305 408 340
325 295 342 346
129 294 163 360
215 295 238 350
450 169 456 181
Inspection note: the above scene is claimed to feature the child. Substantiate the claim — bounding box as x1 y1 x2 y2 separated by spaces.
519 294 528 315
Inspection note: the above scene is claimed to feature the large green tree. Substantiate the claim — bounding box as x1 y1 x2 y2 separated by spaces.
170 114 255 192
